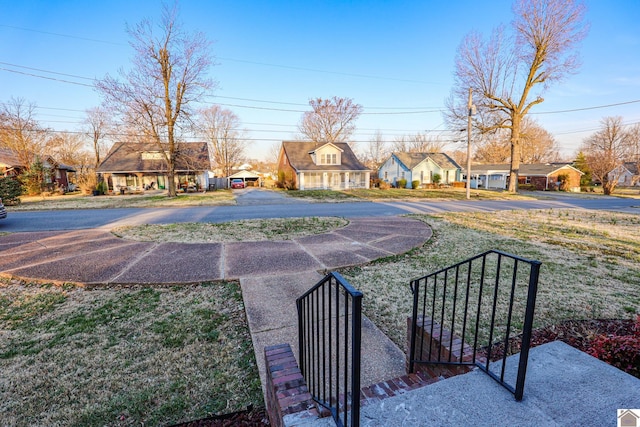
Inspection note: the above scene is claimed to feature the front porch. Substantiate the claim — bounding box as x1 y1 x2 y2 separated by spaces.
297 171 370 191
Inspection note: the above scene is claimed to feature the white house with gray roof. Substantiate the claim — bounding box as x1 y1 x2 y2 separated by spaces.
378 152 462 188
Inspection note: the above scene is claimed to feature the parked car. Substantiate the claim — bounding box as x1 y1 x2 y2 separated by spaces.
0 198 6 220
231 179 245 189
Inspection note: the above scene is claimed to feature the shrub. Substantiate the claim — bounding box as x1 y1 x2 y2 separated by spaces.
518 184 536 191
411 180 420 189
0 176 22 205
587 315 640 377
95 180 108 195
397 178 407 189
379 180 390 190
432 173 441 185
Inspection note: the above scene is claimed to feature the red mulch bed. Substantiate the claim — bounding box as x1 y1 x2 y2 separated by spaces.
480 318 638 374
176 318 638 426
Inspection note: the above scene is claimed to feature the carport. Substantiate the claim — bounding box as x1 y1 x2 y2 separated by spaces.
227 170 261 188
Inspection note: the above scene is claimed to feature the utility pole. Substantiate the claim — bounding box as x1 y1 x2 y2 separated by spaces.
466 88 474 200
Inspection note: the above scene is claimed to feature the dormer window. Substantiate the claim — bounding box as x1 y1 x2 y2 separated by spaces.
321 153 337 165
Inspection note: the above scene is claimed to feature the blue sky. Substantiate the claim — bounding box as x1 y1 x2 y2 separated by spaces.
1 0 638 161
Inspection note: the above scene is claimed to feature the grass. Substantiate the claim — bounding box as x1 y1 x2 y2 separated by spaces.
339 209 640 350
113 216 349 243
281 187 534 201
0 280 262 426
10 190 235 211
344 187 534 200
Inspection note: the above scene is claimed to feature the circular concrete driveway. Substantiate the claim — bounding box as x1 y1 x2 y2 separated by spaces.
0 216 432 286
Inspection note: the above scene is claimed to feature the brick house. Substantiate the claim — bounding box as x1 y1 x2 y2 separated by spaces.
469 163 583 191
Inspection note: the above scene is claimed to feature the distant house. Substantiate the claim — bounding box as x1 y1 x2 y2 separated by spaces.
97 141 211 192
277 141 370 190
42 156 76 192
469 163 583 191
378 152 461 188
609 162 640 187
0 148 76 191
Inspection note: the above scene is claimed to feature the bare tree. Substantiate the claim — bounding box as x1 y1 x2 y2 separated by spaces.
362 130 388 170
392 133 445 153
46 132 89 166
520 118 560 163
473 118 559 163
473 132 512 163
96 3 215 196
198 105 246 177
83 106 111 170
581 116 633 195
298 97 363 144
0 97 48 169
446 0 588 192
627 123 640 185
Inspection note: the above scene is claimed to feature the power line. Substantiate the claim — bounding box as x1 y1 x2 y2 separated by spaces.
531 99 640 114
0 61 96 80
5 58 638 116
0 24 124 46
0 67 94 87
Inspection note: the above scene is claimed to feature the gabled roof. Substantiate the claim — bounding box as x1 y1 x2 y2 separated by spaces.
281 141 369 172
392 152 461 170
471 163 583 176
0 147 25 168
622 162 639 175
97 141 210 173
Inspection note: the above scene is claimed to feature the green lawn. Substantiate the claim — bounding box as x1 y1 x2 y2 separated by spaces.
0 281 262 426
340 209 640 350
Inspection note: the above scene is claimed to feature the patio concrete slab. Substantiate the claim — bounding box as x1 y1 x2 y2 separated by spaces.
359 341 640 426
0 237 142 271
225 241 323 277
0 230 66 245
7 241 151 284
369 235 430 254
333 228 395 243
240 271 316 333
113 242 224 284
305 247 370 269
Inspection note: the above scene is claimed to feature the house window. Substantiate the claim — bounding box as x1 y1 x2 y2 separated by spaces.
321 153 337 165
401 171 405 179
525 176 531 184
384 171 388 180
420 171 424 182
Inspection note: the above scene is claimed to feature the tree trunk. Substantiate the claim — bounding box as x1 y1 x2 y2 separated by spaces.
508 114 522 193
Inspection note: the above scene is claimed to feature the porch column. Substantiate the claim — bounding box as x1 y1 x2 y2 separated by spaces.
365 171 370 189
344 172 349 190
323 172 328 190
299 172 305 190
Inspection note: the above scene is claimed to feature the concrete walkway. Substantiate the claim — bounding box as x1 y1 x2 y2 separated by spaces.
0 216 432 390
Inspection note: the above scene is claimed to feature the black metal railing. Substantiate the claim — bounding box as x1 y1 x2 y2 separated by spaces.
297 272 363 427
408 250 541 401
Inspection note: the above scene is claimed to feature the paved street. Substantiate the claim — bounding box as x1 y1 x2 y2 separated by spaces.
0 191 638 233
